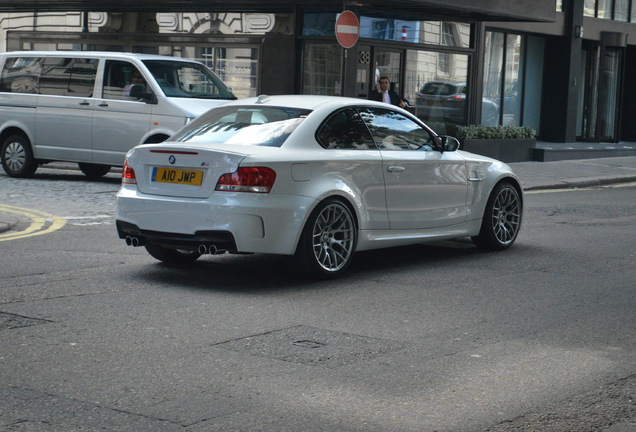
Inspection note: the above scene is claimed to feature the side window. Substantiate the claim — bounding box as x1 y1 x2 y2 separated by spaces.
316 108 375 150
0 57 43 94
102 60 146 101
39 58 97 97
358 107 435 151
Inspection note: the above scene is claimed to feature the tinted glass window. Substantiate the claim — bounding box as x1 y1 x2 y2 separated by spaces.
316 108 376 149
103 60 147 101
143 60 236 100
358 107 435 151
172 106 311 147
39 58 97 97
0 57 43 94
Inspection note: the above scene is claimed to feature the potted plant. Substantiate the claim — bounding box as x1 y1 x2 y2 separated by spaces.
455 125 537 162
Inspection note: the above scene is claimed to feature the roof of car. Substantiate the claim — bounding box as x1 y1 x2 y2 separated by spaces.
0 51 199 62
221 94 395 111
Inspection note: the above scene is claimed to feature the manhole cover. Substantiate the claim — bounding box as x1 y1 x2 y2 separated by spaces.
214 325 405 368
0 312 51 331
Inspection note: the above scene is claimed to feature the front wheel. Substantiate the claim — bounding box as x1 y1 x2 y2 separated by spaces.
144 244 201 264
472 182 522 251
297 198 357 278
1 134 37 178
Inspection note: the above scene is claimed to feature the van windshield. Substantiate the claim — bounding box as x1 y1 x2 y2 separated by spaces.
142 60 237 100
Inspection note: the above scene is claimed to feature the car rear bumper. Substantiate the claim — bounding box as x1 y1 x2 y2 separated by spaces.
115 186 315 255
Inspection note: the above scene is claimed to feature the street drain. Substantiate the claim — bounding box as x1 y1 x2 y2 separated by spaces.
215 325 405 368
0 311 51 331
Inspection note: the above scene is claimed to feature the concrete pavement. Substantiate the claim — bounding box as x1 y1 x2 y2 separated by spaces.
2 156 636 234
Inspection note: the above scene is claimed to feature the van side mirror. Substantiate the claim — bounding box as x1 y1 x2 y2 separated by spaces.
439 136 460 152
129 84 157 104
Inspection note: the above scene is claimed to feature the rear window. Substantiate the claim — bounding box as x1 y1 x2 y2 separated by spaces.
172 106 311 147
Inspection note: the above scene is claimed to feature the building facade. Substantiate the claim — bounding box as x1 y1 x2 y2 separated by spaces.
0 0 634 146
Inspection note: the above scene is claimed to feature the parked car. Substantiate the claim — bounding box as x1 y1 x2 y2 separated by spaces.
116 95 523 278
415 81 499 126
0 51 236 178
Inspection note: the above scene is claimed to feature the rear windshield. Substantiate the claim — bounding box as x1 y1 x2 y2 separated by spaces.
142 60 236 100
172 106 311 147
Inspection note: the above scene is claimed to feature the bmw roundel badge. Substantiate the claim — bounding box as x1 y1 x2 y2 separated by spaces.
169 155 176 165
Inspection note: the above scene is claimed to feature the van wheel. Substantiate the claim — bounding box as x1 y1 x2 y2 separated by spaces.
78 163 111 178
1 134 37 178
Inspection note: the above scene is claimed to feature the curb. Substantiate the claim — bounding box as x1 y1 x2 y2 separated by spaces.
523 175 636 191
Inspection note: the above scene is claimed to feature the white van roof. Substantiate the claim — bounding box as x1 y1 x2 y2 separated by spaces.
1 51 200 63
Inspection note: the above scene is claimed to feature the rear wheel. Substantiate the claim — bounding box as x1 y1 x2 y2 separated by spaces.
297 198 356 278
79 163 111 178
144 244 201 264
1 134 37 178
472 182 522 250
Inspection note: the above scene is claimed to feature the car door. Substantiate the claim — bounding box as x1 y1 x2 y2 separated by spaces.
34 57 97 162
91 59 153 166
358 107 468 230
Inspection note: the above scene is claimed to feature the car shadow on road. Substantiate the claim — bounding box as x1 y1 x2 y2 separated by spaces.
127 239 485 293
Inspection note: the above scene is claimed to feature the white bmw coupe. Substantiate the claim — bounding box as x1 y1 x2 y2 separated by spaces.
116 95 523 278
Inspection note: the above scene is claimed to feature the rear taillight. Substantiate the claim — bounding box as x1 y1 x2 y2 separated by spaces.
122 160 137 184
215 167 276 193
444 96 463 103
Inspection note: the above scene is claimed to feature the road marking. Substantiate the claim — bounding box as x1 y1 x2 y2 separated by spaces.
0 204 66 242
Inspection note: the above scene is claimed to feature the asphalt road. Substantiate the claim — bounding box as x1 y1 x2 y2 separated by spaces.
0 166 635 431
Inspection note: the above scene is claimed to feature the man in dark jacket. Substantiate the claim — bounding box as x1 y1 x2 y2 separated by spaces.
369 76 407 108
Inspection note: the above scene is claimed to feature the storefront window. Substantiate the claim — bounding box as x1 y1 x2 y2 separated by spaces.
195 47 258 99
584 0 597 16
404 49 470 135
614 0 629 20
483 31 543 132
302 43 342 95
483 32 505 125
302 12 470 47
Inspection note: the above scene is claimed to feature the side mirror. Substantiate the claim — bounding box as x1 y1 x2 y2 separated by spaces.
129 84 157 104
439 136 461 152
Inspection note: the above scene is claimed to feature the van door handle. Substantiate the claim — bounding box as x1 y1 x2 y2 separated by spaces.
98 102 109 107
79 100 90 106
387 166 405 173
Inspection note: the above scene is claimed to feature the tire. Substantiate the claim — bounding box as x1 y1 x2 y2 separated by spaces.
297 198 357 278
472 182 522 251
78 163 111 178
1 134 37 178
144 244 201 264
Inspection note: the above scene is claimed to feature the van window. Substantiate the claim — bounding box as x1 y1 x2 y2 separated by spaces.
0 57 43 94
102 60 146 101
39 58 97 97
143 60 236 100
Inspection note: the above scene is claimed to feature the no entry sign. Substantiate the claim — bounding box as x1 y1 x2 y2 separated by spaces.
335 11 360 49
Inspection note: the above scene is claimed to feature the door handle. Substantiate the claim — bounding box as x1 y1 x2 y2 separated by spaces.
79 100 90 106
98 102 109 107
387 166 405 173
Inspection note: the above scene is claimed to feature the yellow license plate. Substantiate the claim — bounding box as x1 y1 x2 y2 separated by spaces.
152 167 203 186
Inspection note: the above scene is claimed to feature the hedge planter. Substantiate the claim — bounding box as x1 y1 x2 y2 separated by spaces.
460 138 537 163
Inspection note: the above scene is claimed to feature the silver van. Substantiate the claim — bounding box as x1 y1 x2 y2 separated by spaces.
0 51 236 178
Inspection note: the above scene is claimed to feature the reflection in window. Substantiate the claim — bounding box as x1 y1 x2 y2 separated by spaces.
302 43 342 95
482 31 543 133
302 12 471 48
359 108 434 151
317 108 375 149
196 47 258 99
403 50 470 134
